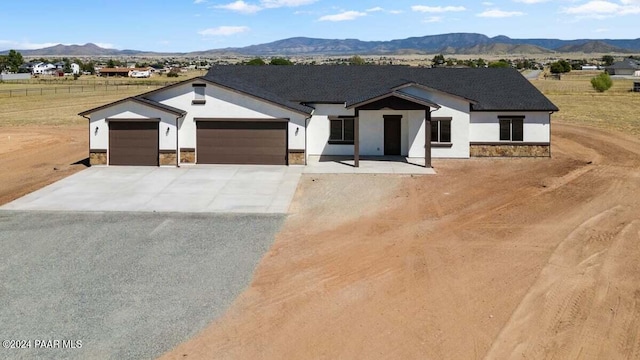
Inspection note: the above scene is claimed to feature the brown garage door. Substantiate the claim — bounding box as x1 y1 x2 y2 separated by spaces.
109 121 159 166
197 121 287 165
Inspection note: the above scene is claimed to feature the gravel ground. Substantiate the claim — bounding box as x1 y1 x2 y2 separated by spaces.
0 211 284 360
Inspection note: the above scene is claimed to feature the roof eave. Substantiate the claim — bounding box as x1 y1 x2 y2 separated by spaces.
346 91 441 110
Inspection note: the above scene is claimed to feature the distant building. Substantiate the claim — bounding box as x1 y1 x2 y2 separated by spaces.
580 65 599 71
32 63 56 75
606 58 640 76
71 63 80 75
98 67 153 77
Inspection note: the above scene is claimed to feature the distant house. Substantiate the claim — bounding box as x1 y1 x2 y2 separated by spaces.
580 65 599 71
606 58 640 76
32 63 56 75
71 63 80 75
98 67 153 77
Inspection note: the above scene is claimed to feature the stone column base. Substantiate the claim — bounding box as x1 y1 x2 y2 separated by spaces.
288 150 305 165
89 150 107 165
180 148 195 164
470 143 550 157
159 150 177 166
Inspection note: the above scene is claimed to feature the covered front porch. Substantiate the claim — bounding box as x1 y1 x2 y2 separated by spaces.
348 91 439 168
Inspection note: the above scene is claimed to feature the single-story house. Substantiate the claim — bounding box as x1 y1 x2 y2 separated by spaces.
98 67 153 77
79 66 558 167
606 58 640 76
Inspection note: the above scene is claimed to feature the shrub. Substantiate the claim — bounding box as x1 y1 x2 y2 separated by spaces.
591 72 613 92
245 58 266 66
166 71 179 78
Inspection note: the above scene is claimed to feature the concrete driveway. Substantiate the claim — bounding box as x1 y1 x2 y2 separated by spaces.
0 211 283 360
1 165 302 214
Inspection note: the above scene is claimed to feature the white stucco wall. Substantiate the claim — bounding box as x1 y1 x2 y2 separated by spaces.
470 112 551 143
88 100 178 151
398 86 471 158
306 87 473 159
146 81 307 151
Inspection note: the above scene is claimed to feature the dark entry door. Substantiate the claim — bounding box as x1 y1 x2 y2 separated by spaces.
384 116 402 156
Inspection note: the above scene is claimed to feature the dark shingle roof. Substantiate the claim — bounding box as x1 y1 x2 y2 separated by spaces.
607 58 640 70
78 96 186 117
202 65 558 113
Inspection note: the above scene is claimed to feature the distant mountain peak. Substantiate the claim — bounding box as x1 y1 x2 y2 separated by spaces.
2 33 639 57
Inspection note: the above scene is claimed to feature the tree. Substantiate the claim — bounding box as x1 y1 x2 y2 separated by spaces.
245 58 266 66
488 60 510 68
63 58 72 74
591 72 613 92
106 59 116 68
349 55 366 65
269 57 293 65
602 55 615 66
476 58 486 68
5 50 24 73
81 61 96 75
549 60 571 74
432 54 445 66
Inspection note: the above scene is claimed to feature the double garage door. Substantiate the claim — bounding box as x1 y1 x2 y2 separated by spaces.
107 120 287 166
196 121 287 165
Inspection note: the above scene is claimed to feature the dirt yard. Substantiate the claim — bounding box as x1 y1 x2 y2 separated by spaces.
0 126 87 205
158 123 640 359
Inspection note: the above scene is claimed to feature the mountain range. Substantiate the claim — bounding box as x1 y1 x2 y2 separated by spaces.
2 33 639 57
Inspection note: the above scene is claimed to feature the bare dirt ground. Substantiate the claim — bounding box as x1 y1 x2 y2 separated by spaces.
0 126 87 205
160 123 640 359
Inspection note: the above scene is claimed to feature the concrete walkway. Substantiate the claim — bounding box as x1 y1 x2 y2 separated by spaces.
303 156 436 174
1 165 302 214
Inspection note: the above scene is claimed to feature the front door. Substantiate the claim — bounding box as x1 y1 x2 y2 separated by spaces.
384 116 401 155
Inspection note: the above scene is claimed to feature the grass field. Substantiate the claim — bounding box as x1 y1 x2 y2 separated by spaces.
531 71 640 136
0 89 158 127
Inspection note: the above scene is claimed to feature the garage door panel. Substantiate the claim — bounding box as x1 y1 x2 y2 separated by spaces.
196 121 287 165
198 137 285 148
109 122 159 166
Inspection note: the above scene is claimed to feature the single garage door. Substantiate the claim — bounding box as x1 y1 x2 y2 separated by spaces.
109 121 159 166
196 121 287 165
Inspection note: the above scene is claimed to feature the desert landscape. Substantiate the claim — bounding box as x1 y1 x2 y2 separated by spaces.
1 69 639 359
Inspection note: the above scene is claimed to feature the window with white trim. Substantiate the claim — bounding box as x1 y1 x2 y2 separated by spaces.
329 117 354 144
192 83 206 105
499 117 524 141
430 117 452 143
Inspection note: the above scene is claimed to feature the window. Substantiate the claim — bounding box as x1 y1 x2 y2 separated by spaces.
329 117 354 144
499 117 524 141
431 118 452 143
192 83 206 105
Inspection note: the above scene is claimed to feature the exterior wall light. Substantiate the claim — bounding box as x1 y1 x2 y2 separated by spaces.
166 127 170 136
94 126 99 135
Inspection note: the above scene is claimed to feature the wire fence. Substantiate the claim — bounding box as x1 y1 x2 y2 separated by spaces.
0 82 169 98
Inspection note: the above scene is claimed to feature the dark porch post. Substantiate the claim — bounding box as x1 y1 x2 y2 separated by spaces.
425 109 432 168
354 110 360 168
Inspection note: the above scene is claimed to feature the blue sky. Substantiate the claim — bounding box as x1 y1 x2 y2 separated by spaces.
1 0 639 52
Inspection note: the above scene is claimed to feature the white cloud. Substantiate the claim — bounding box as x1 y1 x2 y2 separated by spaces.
389 10 404 14
318 10 366 21
194 0 206 3
561 0 640 18
411 5 466 13
367 6 384 12
198 26 250 36
215 0 262 14
513 0 548 3
0 40 67 50
94 42 115 49
261 0 317 8
482 2 494 5
477 9 525 17
423 16 443 22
